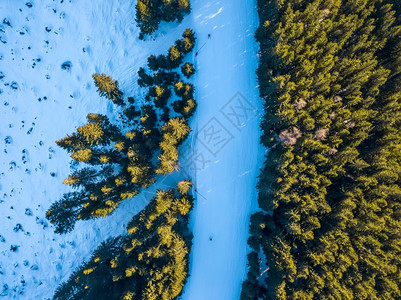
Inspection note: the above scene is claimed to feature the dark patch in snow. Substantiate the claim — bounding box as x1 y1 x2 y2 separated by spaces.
22 149 29 164
35 217 48 229
10 82 19 90
4 136 12 145
10 245 19 252
1 284 8 296
9 161 16 170
2 19 11 27
61 61 72 71
13 224 24 232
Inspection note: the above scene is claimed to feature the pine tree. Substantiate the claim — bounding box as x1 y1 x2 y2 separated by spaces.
92 73 124 106
162 117 190 140
174 81 194 100
77 122 104 146
46 192 88 234
138 67 154 87
167 46 183 69
56 133 85 153
181 62 195 78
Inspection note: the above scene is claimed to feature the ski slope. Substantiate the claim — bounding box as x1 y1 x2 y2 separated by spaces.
182 0 263 299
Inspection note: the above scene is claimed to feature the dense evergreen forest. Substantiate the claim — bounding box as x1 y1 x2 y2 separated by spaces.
54 182 194 300
46 28 197 299
136 0 191 38
241 0 401 299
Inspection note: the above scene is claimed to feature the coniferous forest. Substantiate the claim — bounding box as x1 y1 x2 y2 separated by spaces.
136 0 191 39
46 28 197 299
241 0 401 299
54 183 194 300
3 0 401 298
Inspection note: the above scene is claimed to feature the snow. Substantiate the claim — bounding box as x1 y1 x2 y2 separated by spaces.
0 0 263 299
181 0 264 299
0 1 191 298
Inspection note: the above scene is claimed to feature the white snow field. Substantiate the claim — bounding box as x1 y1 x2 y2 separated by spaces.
0 0 262 299
182 0 263 299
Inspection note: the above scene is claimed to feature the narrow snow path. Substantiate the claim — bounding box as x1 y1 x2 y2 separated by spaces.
182 0 263 299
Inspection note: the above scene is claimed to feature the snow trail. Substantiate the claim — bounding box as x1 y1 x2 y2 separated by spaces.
182 0 264 299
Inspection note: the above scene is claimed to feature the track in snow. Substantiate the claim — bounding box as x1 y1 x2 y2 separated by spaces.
181 0 264 299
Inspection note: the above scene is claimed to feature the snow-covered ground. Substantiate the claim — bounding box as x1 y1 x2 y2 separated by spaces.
0 1 191 298
0 0 262 299
181 0 263 299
